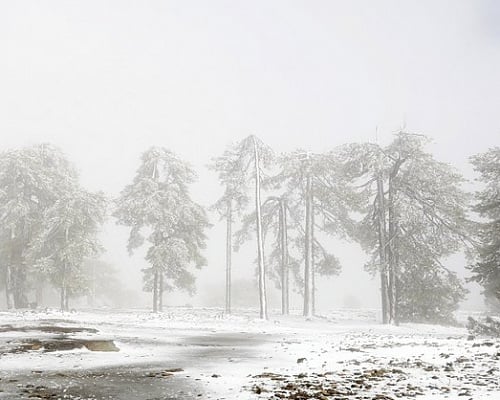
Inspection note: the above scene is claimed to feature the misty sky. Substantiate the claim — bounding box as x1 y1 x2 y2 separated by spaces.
1 0 499 310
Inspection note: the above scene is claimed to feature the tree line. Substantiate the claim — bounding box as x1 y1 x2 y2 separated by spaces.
0 134 498 325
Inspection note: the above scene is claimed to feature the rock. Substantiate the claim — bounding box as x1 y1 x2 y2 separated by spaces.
164 368 184 373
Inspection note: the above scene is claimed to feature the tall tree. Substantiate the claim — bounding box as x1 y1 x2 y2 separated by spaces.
277 150 359 317
114 147 210 312
0 144 79 309
215 136 273 319
469 148 500 309
339 133 471 324
209 147 250 314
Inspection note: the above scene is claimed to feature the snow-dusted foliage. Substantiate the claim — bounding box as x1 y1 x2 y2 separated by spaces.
212 135 274 319
233 148 364 318
30 188 106 310
209 140 252 314
275 150 363 317
0 144 105 310
469 147 500 310
113 147 210 312
337 132 472 324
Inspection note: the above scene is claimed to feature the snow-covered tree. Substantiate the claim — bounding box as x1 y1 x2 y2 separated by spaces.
339 132 471 324
277 150 360 317
214 136 273 319
469 148 500 310
114 147 210 312
209 146 250 314
235 149 361 318
0 144 81 308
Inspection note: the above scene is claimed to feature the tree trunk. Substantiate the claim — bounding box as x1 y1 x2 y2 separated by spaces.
153 269 159 313
60 252 66 311
311 198 316 316
303 174 314 318
10 234 27 309
376 173 390 324
89 262 96 308
12 266 28 309
64 289 69 311
159 272 164 312
387 176 398 325
60 227 69 312
5 264 13 309
225 200 232 314
253 136 267 320
279 200 289 315
151 161 161 313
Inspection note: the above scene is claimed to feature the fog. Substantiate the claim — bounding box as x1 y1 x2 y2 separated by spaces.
1 0 499 312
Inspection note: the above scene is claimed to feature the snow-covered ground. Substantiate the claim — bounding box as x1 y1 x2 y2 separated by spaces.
0 307 498 399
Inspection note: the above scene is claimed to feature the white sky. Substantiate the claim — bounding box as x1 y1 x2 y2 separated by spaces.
1 0 499 310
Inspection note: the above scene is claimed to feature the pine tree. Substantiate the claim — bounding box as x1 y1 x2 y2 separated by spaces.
235 150 360 318
209 146 250 314
277 150 359 317
114 147 210 312
339 133 471 324
0 144 82 309
469 148 500 309
213 136 273 319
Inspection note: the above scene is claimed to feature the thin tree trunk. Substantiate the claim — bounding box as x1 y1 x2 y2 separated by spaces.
5 264 13 309
151 161 160 313
225 200 232 314
153 269 159 313
8 229 17 309
279 200 289 315
303 174 314 318
60 285 65 311
376 173 390 324
60 270 67 311
13 266 28 309
311 253 316 316
60 227 69 312
6 228 14 309
394 236 400 325
159 272 164 312
64 289 69 311
387 177 397 325
253 136 267 320
11 234 27 309
89 262 96 308
311 198 316 316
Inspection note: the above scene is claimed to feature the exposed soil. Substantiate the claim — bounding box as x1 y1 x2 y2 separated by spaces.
15 338 120 352
0 323 119 353
0 365 203 400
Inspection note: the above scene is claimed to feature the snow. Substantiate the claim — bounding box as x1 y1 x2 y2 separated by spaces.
0 307 499 399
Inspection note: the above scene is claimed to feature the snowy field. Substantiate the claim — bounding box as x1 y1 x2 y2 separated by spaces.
0 307 499 399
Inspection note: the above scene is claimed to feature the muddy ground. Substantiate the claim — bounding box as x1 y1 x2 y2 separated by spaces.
0 364 204 400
